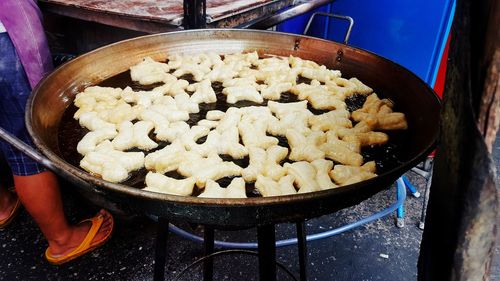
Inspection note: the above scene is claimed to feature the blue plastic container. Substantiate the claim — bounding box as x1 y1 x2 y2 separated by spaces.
277 1 455 87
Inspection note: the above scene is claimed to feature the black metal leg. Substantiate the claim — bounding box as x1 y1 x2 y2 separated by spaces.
183 0 207 29
154 217 170 281
296 221 308 281
257 224 277 281
203 226 215 281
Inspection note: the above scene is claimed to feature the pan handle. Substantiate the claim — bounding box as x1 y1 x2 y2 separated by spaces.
0 126 90 187
303 12 354 45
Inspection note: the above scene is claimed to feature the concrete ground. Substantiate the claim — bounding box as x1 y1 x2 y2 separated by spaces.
0 136 498 281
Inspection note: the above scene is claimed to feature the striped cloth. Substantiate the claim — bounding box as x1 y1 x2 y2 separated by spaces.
0 32 45 175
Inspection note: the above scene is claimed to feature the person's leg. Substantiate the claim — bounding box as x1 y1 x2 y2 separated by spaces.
14 171 113 256
0 182 17 221
0 32 113 260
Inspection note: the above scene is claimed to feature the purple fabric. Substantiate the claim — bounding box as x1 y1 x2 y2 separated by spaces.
0 0 53 89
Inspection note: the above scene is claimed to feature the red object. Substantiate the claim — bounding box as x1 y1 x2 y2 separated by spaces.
433 34 451 98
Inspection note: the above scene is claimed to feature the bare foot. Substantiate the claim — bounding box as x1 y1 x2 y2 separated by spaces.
47 209 114 258
0 191 18 222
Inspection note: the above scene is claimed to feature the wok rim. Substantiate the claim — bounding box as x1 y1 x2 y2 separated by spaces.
26 28 440 207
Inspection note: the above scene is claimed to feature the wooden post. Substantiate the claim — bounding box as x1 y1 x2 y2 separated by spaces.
418 0 499 280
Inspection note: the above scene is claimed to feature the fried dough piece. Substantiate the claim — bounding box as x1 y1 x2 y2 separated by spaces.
149 100 191 121
192 127 248 159
98 102 144 125
144 141 186 173
205 63 239 82
177 153 243 187
174 92 200 113
77 127 118 156
224 51 259 66
286 129 325 162
335 121 373 139
79 112 116 132
308 109 352 132
349 77 373 95
329 161 377 186
172 63 211 82
242 145 288 182
179 125 210 150
223 86 263 104
139 109 170 136
111 120 158 151
343 132 389 147
223 77 260 88
238 116 278 149
74 86 123 120
356 93 393 114
351 93 408 130
307 91 347 110
300 65 341 83
320 132 364 167
187 79 217 104
121 86 165 107
311 159 338 190
260 82 293 100
80 141 144 183
255 56 290 73
206 110 225 120
216 107 242 132
324 77 358 99
155 121 190 143
267 101 312 136
197 119 219 129
267 100 308 118
144 172 196 196
288 55 320 69
130 120 158 151
130 57 171 85
290 82 346 110
352 111 408 130
166 79 190 97
285 162 321 194
324 131 361 153
255 175 297 197
264 69 300 85
320 142 363 167
198 178 247 199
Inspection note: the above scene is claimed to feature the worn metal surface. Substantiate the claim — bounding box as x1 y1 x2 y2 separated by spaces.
240 0 332 29
26 30 440 227
39 0 294 32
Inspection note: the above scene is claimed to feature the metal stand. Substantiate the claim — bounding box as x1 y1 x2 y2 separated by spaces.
257 224 277 281
154 220 307 280
203 227 215 281
296 221 308 281
409 157 434 230
154 217 170 281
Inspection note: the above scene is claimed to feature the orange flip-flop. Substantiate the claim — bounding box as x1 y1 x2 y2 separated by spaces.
45 211 114 265
0 195 21 229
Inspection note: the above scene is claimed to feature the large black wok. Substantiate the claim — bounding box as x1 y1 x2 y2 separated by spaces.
24 29 440 227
